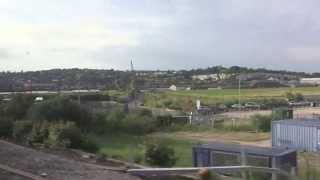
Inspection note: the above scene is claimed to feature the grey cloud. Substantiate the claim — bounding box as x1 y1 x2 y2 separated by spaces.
0 49 10 59
2 0 320 72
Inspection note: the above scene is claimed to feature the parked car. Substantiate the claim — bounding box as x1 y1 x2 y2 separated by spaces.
244 102 261 109
288 101 311 107
231 104 245 109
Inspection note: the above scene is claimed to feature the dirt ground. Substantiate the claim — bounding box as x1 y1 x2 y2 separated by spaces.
0 169 32 180
220 107 320 119
0 140 140 180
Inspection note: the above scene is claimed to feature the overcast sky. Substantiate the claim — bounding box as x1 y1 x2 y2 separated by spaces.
1 0 320 72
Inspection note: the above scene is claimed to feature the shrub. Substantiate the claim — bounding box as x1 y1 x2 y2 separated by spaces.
156 115 174 127
0 117 13 137
295 93 304 102
133 154 143 164
284 91 304 102
28 97 92 130
123 114 156 135
103 108 126 132
137 108 153 117
145 140 177 167
260 98 288 108
46 121 83 148
12 120 33 142
79 136 99 153
251 114 272 132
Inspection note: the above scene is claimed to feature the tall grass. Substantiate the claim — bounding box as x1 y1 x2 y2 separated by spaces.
93 133 195 167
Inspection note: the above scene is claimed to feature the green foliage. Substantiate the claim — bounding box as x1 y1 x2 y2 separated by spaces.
145 139 177 167
3 94 34 120
28 97 92 129
100 108 156 135
0 117 13 137
12 120 33 141
69 94 110 101
26 120 98 153
251 114 272 132
30 120 50 143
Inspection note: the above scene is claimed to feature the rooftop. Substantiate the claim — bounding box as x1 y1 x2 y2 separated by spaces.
273 118 320 127
194 142 296 157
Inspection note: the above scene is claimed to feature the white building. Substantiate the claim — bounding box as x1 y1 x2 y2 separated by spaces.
300 78 320 85
35 97 44 102
169 85 177 91
192 74 219 81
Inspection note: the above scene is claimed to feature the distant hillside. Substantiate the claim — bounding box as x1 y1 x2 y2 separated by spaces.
0 66 319 92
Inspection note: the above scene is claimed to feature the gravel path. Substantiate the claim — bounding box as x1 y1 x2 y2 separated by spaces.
0 140 141 180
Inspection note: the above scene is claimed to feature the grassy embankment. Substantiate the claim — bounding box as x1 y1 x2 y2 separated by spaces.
92 131 270 167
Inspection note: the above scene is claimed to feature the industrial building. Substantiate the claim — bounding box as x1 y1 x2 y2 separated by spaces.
193 142 297 173
272 119 320 152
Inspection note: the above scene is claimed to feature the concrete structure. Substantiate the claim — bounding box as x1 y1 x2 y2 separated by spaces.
193 142 297 175
272 119 320 152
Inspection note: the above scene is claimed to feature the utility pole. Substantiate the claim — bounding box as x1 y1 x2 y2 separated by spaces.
130 60 134 72
76 74 81 105
238 75 241 112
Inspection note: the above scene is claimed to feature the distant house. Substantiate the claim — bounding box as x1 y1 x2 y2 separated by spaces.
168 85 177 91
192 74 219 81
300 78 320 85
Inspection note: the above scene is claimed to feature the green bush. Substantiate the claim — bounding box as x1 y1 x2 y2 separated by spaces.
30 121 50 143
12 120 33 141
123 114 156 135
251 114 272 132
0 117 13 137
103 108 126 132
260 98 288 108
133 154 143 164
145 140 177 167
3 94 34 120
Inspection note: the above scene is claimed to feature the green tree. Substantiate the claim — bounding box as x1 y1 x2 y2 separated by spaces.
28 97 91 130
251 114 272 132
3 94 34 120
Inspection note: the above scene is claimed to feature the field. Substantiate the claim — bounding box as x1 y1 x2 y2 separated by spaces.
144 87 320 108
